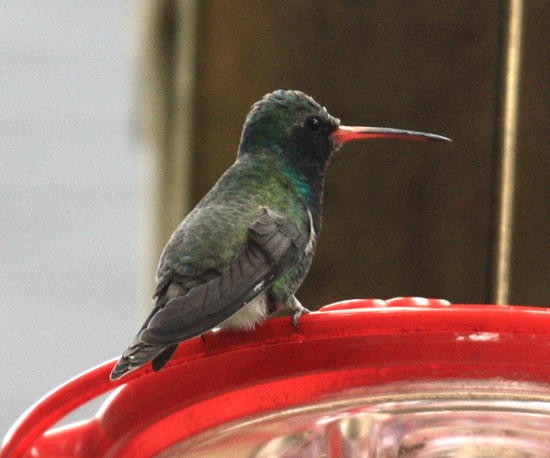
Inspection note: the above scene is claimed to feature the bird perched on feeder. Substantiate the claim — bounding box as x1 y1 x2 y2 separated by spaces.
111 89 450 380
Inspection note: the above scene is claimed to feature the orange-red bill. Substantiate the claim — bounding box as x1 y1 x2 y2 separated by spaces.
332 125 451 144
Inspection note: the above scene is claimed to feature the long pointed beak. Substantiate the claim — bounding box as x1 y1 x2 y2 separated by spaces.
332 125 452 144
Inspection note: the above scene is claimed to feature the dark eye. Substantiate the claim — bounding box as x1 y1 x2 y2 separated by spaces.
305 116 321 132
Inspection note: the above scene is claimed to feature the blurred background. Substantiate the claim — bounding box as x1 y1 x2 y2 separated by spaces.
1 0 548 435
1 1 139 433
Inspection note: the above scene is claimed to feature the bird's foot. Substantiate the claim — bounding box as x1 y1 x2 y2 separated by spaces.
291 303 311 331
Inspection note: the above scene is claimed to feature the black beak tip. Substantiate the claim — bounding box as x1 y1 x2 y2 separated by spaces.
430 134 453 143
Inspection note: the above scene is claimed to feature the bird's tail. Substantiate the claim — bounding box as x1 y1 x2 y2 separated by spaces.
110 342 177 380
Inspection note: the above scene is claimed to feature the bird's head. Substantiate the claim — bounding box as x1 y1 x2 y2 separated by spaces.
239 89 450 181
239 89 338 160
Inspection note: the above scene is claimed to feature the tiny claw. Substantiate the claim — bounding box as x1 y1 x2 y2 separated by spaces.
291 307 311 331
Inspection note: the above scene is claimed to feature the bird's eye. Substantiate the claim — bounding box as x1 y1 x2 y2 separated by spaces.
305 116 322 132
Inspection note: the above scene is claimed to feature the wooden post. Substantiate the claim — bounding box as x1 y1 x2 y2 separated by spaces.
138 0 198 297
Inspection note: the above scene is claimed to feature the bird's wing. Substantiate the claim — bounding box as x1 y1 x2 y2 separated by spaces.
138 207 309 345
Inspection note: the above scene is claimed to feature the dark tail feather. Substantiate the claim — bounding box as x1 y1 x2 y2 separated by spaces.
152 344 178 371
110 356 134 380
110 342 169 380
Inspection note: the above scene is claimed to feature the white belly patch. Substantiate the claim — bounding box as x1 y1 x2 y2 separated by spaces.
219 292 268 330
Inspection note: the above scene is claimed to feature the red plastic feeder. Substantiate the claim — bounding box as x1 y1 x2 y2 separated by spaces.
3 298 550 457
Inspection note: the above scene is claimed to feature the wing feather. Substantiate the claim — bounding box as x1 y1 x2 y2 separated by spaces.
141 207 307 344
110 207 308 379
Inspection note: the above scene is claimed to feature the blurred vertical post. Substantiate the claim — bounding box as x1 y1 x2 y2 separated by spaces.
487 0 524 305
138 0 198 298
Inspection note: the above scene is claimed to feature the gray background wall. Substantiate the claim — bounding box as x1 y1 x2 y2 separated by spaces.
1 1 138 434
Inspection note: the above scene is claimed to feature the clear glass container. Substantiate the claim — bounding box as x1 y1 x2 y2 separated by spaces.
157 379 550 458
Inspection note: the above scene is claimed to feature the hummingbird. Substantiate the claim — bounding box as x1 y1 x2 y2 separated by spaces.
110 89 450 380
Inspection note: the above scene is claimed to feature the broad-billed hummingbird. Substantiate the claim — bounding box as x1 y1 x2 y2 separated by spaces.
111 90 450 380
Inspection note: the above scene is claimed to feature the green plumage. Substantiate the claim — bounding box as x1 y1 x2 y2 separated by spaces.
156 151 315 303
